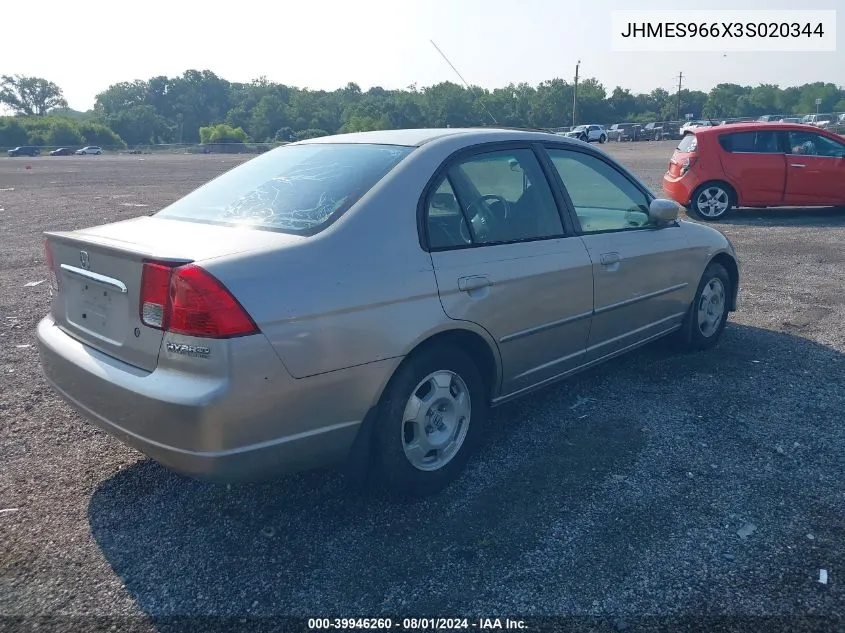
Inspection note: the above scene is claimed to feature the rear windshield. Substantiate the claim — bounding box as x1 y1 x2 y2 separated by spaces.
677 134 698 152
155 143 413 235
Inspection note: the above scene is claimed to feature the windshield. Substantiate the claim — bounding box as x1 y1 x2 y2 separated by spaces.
572 126 587 132
155 143 413 235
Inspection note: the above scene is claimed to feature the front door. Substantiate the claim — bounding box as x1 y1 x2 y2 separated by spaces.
544 146 695 363
784 130 845 205
424 146 595 397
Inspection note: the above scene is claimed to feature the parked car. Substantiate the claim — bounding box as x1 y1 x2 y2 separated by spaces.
50 147 75 156
562 124 608 143
38 128 739 496
643 122 666 141
756 115 781 122
75 146 102 155
7 146 41 157
663 123 845 221
680 120 713 135
778 117 802 124
607 123 641 142
801 114 833 129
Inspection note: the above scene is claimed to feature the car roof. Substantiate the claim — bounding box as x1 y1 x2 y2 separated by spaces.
692 122 833 136
295 127 582 147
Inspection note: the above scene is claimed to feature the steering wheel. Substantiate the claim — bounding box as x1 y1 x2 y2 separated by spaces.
465 195 510 242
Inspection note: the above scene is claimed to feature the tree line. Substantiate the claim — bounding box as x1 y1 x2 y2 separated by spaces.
1 71 844 148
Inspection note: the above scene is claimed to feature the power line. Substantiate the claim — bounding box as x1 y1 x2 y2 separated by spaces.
429 40 498 125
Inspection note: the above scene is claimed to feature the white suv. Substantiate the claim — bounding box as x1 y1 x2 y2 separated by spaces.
75 146 103 155
562 124 607 143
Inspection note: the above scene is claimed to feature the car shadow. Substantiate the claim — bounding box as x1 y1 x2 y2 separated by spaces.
708 206 845 228
87 322 845 621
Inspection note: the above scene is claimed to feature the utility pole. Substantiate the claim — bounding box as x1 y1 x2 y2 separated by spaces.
572 60 580 127
676 71 683 121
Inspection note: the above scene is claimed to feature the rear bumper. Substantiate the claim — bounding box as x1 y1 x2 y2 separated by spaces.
662 173 697 207
37 316 396 482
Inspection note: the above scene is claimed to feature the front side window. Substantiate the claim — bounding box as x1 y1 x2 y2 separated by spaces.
155 143 413 235
547 148 654 233
425 148 564 248
788 131 845 157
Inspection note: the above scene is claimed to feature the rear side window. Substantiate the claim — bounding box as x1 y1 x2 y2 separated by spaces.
677 134 698 152
718 131 781 153
155 143 413 235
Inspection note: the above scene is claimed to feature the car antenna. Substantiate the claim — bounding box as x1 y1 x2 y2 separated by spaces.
430 39 499 125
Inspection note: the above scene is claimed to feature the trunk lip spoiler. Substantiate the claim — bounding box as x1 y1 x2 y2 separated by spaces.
44 230 192 265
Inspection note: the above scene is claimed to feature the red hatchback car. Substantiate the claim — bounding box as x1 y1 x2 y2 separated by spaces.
663 123 845 221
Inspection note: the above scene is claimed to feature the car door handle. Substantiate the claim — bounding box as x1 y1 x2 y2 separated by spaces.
790 163 806 168
458 275 490 292
600 252 621 265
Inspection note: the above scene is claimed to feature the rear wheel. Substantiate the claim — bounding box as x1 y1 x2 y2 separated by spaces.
675 262 731 351
373 346 487 497
689 182 734 221
598 134 607 144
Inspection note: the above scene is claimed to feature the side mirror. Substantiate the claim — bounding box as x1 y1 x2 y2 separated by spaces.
649 198 680 224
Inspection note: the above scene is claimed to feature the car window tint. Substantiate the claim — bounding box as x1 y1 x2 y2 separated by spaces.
426 178 470 249
155 143 413 235
719 131 780 153
789 131 845 157
547 149 653 233
754 131 780 153
446 149 564 245
719 132 755 152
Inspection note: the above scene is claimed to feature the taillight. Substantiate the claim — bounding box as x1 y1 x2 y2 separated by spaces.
139 261 258 339
680 157 698 176
140 261 173 329
44 239 59 293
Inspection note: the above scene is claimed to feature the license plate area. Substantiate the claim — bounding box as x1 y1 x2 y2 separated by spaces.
64 275 129 345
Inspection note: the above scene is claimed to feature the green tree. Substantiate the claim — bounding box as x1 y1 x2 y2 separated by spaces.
0 117 28 146
0 75 68 116
46 120 84 146
199 123 247 143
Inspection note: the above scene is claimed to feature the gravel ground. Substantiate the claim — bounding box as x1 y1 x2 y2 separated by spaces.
1 144 844 632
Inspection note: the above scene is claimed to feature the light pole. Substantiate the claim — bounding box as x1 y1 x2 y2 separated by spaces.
572 60 580 127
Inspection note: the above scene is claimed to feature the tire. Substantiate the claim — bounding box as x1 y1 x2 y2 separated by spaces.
598 134 607 144
373 345 488 497
674 262 731 352
688 182 734 221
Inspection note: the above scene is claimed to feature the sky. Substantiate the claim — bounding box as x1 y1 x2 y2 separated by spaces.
2 0 842 111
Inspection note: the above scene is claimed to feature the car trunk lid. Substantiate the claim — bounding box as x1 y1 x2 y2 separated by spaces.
44 216 304 372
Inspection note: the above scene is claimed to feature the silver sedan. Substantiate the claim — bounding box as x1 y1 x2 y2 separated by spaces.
37 128 739 496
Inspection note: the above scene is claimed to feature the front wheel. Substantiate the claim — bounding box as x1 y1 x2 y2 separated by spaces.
674 262 731 352
598 134 607 144
689 183 733 221
373 346 487 497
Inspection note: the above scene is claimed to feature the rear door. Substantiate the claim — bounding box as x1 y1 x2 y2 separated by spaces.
716 129 787 205
424 144 595 396
783 130 845 205
542 145 694 363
